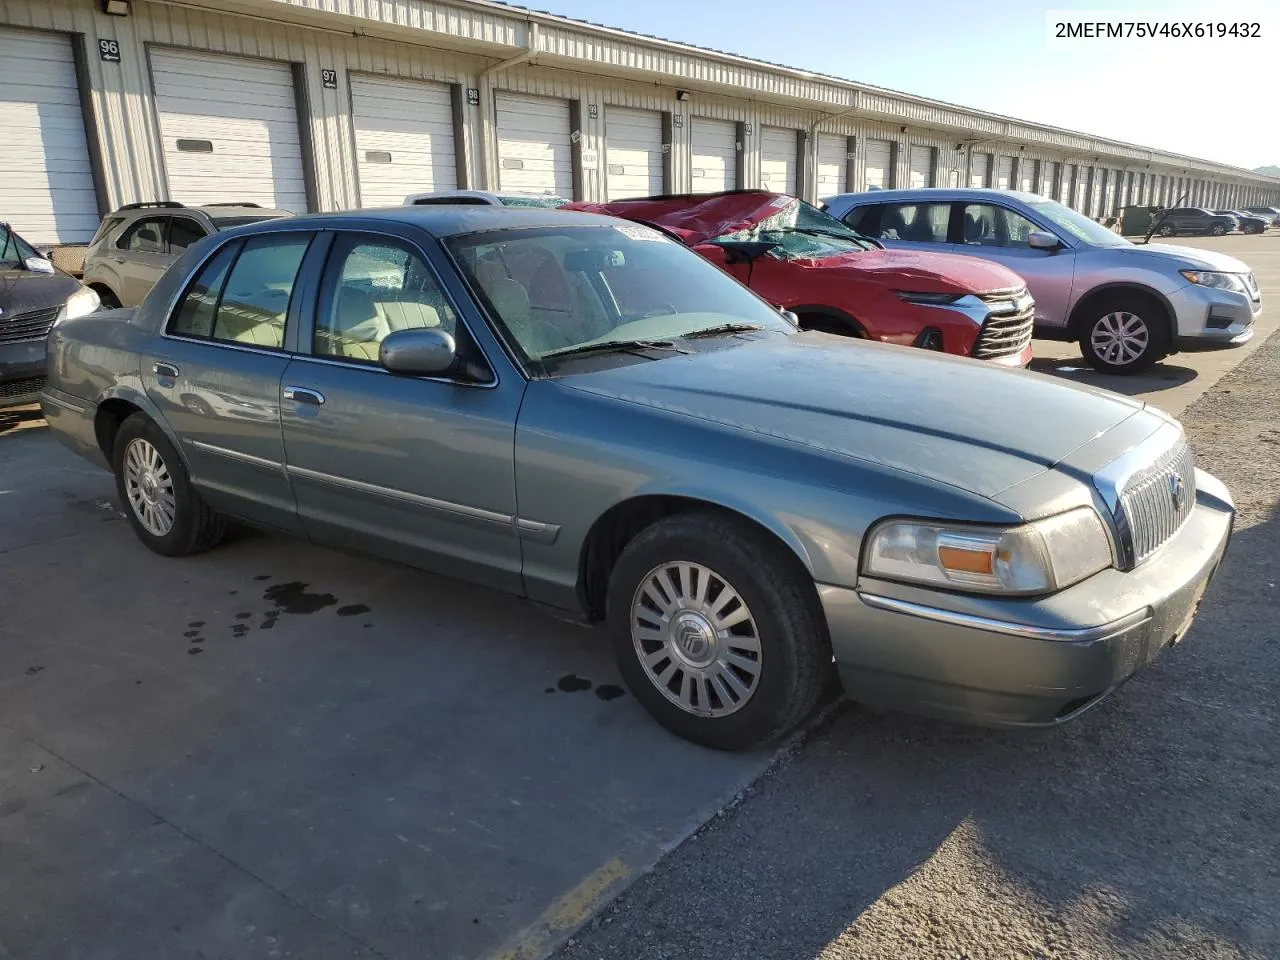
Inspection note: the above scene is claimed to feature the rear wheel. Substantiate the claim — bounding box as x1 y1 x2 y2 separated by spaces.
1079 294 1170 375
113 413 227 556
606 512 832 750
1210 222 1227 236
1158 222 1176 237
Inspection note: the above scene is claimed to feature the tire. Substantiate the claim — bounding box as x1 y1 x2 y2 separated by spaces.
606 511 832 750
1158 222 1176 237
112 413 227 557
1210 223 1227 236
1078 294 1170 375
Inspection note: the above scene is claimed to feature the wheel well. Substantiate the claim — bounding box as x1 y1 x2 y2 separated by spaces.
577 495 808 620
792 306 866 338
94 399 142 462
87 282 119 304
1068 285 1172 341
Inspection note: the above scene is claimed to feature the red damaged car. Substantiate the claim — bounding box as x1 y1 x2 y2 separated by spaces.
566 191 1034 366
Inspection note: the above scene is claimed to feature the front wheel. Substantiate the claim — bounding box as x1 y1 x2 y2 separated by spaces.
1210 223 1227 236
1079 295 1170 375
607 512 832 750
113 413 228 556
1158 222 1176 237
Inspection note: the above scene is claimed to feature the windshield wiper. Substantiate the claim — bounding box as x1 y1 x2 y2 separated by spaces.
540 338 692 361
680 323 763 339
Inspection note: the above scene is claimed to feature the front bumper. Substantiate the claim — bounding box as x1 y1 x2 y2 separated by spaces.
1169 279 1260 350
820 469 1234 727
0 337 48 408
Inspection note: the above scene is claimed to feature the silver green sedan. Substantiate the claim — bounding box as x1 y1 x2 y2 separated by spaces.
41 207 1233 750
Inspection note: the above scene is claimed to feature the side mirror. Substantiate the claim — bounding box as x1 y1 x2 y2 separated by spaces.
24 257 56 274
379 327 457 376
780 309 800 327
1027 230 1061 251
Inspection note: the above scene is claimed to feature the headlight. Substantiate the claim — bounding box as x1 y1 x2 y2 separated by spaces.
1180 270 1248 294
62 285 100 321
863 508 1113 595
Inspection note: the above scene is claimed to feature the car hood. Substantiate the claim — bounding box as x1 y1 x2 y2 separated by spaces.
1128 243 1252 273
798 246 1024 295
566 192 799 245
559 333 1143 498
0 267 80 315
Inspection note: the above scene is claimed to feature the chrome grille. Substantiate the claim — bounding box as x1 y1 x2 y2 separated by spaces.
973 289 1035 360
0 306 59 343
1115 439 1196 566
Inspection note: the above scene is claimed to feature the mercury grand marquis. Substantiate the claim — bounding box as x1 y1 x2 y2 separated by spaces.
41 207 1234 749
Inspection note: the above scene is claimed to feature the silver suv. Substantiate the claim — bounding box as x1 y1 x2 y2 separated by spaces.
822 188 1261 373
82 202 291 308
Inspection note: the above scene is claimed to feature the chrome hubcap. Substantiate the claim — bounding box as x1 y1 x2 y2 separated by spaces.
124 438 176 536
1091 311 1149 367
631 561 761 718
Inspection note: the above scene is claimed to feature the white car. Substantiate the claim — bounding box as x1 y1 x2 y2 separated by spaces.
404 190 570 209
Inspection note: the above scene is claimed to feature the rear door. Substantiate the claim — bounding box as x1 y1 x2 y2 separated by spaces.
278 228 524 592
117 217 173 306
144 230 317 531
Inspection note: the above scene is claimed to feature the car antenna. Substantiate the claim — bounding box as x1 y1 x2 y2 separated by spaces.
1142 190 1189 245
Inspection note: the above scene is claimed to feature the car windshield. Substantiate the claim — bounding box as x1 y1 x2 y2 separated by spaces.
213 214 290 230
712 198 875 259
1025 199 1130 247
447 223 793 369
499 196 570 209
0 224 40 267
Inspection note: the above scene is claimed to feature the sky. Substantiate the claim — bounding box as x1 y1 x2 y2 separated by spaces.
519 0 1277 171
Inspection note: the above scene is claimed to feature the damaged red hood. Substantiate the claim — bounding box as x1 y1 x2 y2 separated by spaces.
566 191 797 246
567 192 1026 296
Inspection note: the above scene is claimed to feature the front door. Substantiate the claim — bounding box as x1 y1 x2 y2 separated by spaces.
947 202 1077 332
279 229 525 593
144 230 316 533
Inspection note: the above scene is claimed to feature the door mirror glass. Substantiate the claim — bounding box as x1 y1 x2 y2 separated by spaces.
380 327 457 375
1027 230 1062 250
24 257 56 274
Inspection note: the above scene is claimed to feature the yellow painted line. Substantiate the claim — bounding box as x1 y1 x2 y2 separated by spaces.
486 857 631 960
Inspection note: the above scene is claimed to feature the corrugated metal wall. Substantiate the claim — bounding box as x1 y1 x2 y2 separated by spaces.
2 0 1276 214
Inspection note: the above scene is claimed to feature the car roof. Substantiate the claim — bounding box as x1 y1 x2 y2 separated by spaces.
235 205 618 238
197 205 292 219
406 190 567 202
822 187 1046 205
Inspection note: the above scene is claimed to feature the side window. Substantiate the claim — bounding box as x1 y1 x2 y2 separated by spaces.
119 218 168 253
959 205 1040 248
844 205 881 235
168 217 208 253
169 242 239 338
878 203 949 242
211 234 312 349
91 216 124 246
314 235 458 363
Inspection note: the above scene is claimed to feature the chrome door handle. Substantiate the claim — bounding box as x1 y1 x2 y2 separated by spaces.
283 386 325 406
153 361 179 378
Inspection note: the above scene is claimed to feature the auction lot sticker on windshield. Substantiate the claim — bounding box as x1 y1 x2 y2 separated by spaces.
614 223 665 242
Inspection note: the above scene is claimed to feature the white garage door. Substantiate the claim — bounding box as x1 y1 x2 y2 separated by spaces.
0 28 99 244
351 74 456 207
969 151 991 188
605 106 663 200
691 117 737 193
1044 162 1058 198
759 126 797 195
908 145 932 189
995 156 1013 190
816 133 847 198
1059 164 1074 205
495 91 573 199
1020 162 1036 194
864 139 892 190
151 49 307 212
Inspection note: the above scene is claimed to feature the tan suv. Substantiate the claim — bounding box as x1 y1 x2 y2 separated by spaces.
82 202 291 308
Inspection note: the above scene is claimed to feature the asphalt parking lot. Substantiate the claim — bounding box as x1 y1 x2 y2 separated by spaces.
1 233 1277 960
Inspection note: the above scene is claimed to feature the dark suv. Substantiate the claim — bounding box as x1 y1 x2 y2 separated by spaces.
1154 208 1238 237
82 202 291 308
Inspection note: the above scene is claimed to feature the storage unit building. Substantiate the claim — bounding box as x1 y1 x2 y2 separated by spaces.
150 48 309 212
494 91 573 198
350 74 457 207
604 106 664 200
0 26 99 243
